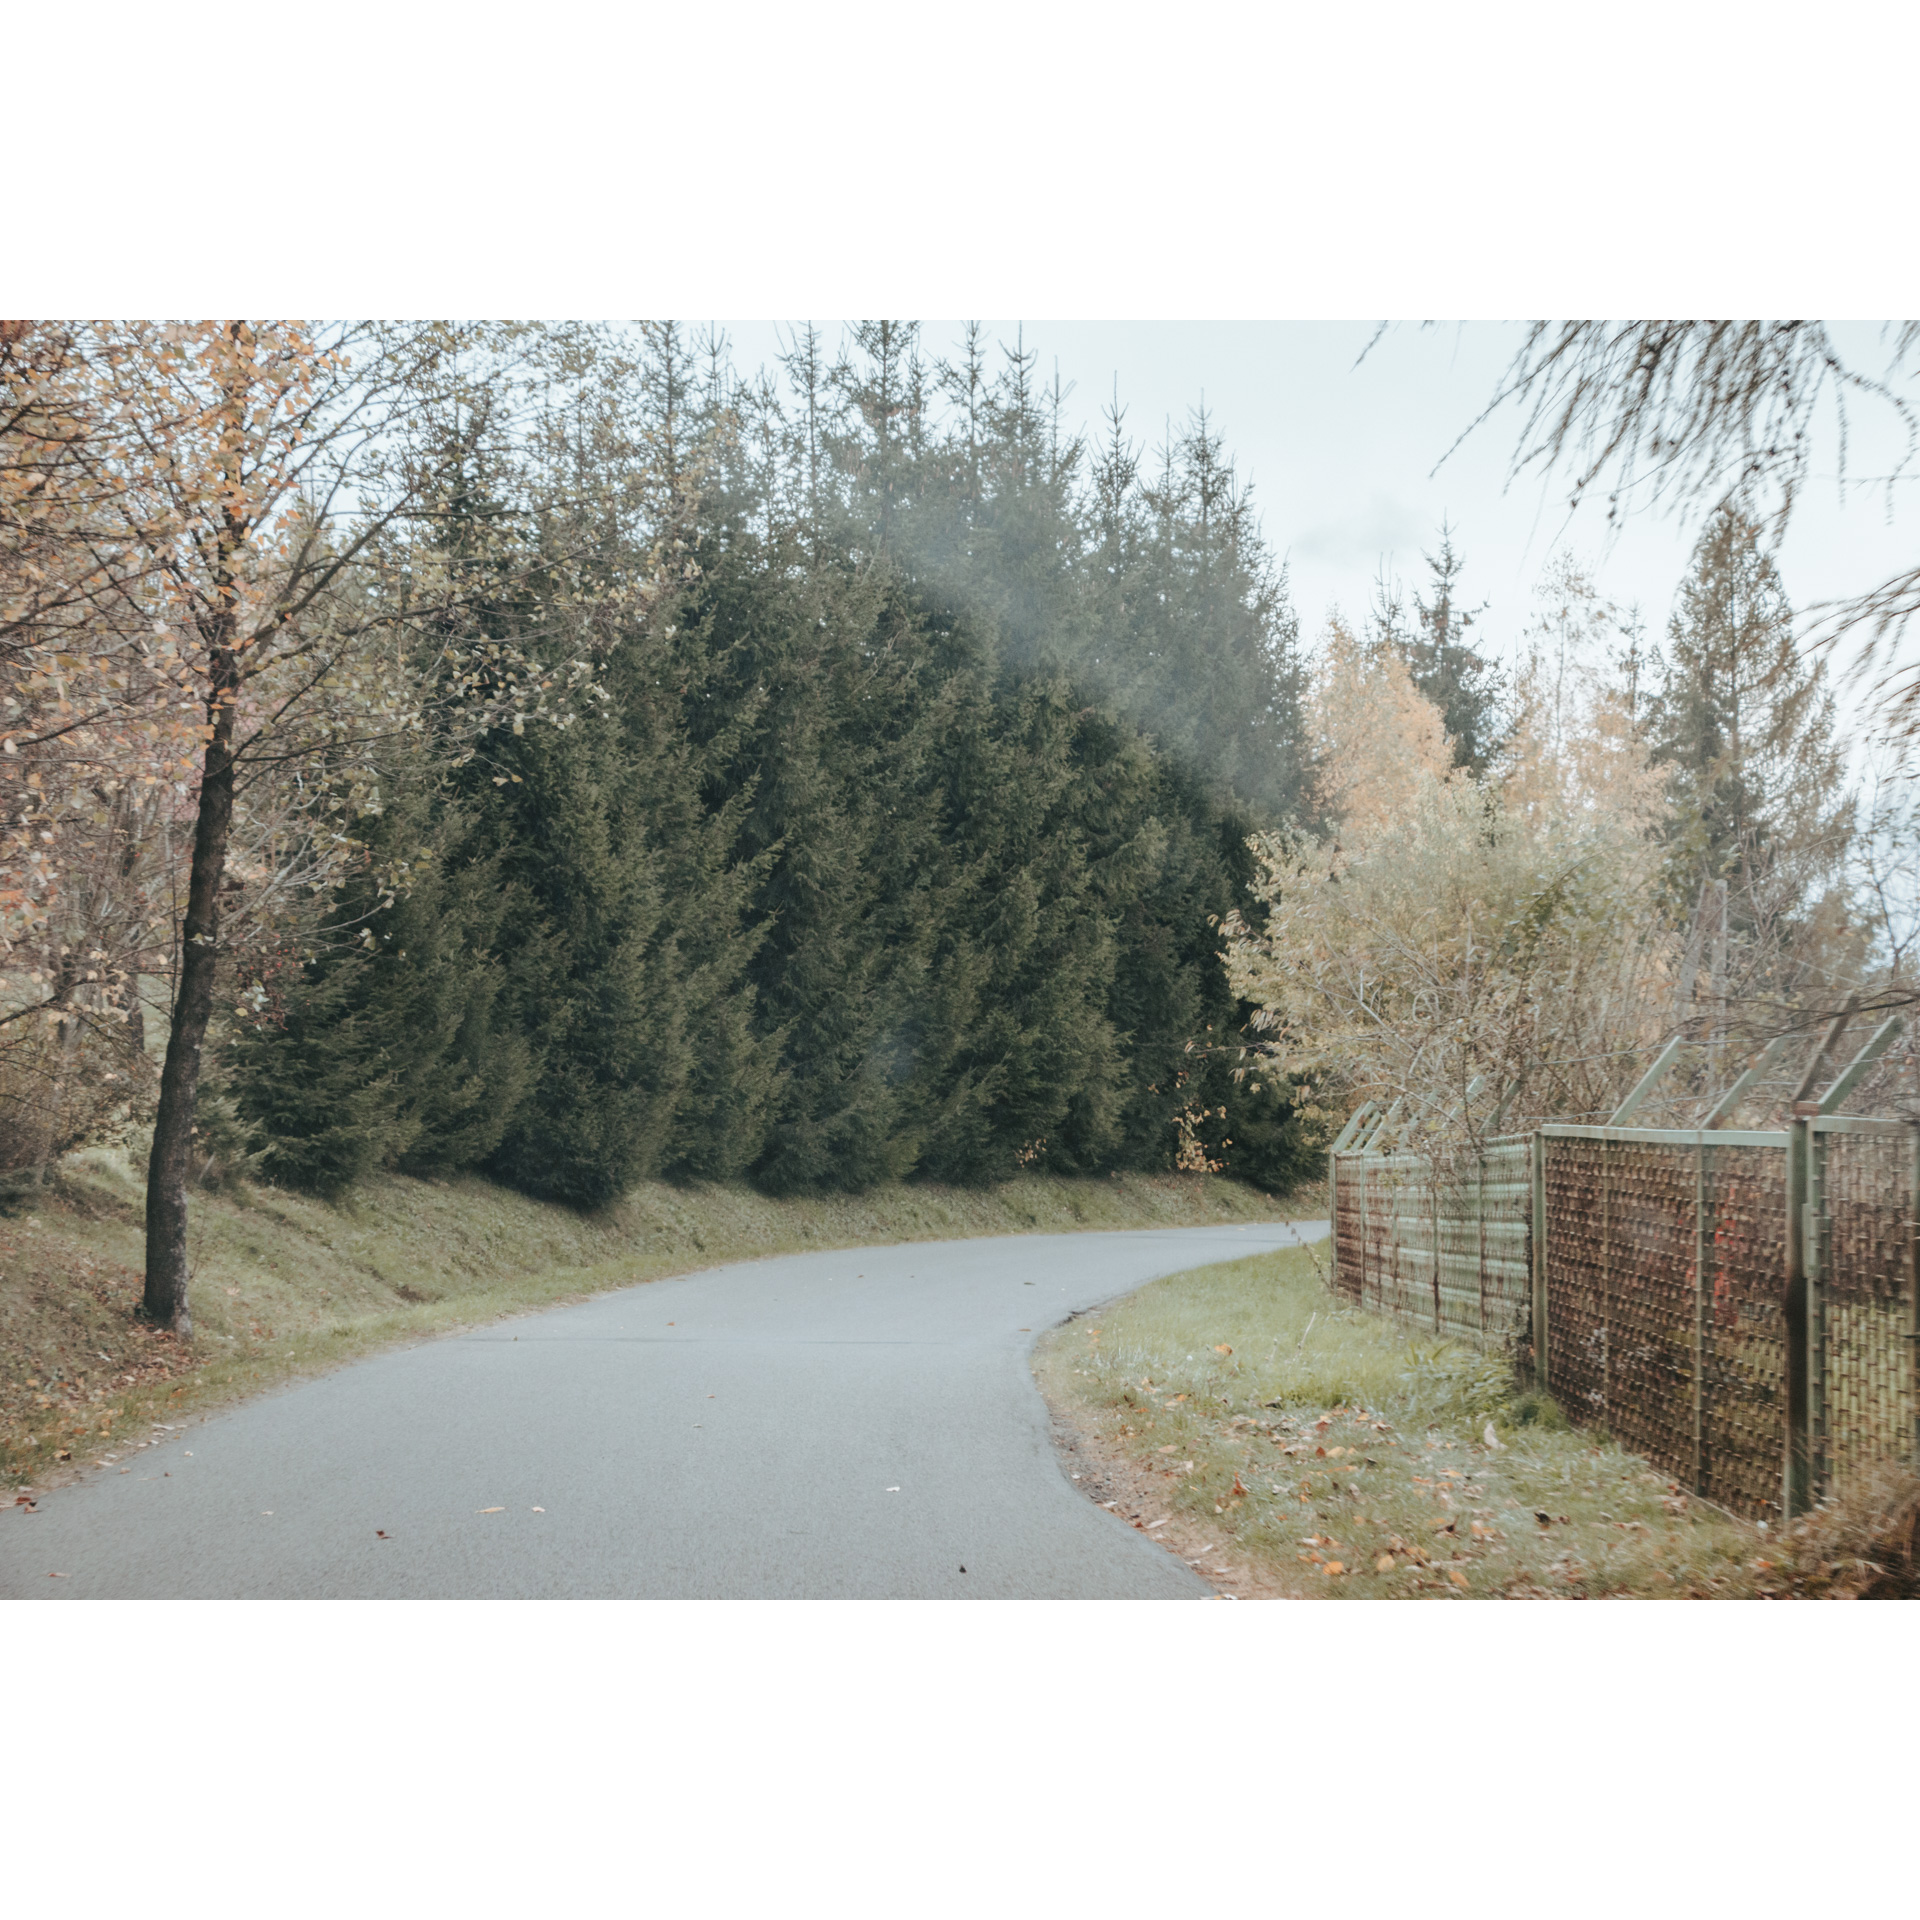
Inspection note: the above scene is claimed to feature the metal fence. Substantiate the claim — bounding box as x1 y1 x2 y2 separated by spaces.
1330 1137 1532 1348
1331 1114 1919 1523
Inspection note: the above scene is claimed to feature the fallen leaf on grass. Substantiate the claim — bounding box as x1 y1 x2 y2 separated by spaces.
1483 1423 1504 1450
1147 1517 1170 1530
1229 1475 1249 1498
1157 1444 1178 1455
1212 1344 1232 1355
1375 1554 1395 1572
1448 1570 1469 1587
1323 1561 1345 1576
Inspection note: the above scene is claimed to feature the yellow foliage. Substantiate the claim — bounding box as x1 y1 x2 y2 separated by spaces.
1308 614 1457 843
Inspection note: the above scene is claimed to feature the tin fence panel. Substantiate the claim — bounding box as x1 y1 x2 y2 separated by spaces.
1332 1140 1532 1353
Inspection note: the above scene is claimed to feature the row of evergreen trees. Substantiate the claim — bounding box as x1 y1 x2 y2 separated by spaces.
215 324 1326 1204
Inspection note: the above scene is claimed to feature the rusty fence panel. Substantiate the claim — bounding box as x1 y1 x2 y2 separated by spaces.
1538 1127 1790 1522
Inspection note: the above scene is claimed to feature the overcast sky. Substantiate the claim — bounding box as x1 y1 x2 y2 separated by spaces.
722 320 1920 703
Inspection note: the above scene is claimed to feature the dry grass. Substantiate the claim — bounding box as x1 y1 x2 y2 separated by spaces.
2 1149 1290 1491
1773 1461 1920 1599
1035 1245 1799 1599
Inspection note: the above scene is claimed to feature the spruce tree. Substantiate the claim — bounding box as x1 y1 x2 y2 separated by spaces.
1647 501 1852 932
1390 521 1505 774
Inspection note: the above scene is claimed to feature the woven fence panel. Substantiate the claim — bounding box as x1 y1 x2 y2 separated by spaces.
1545 1135 1789 1520
1543 1138 1697 1487
1698 1143 1790 1520
1818 1127 1916 1490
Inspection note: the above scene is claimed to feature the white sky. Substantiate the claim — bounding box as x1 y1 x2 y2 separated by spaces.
722 320 1920 718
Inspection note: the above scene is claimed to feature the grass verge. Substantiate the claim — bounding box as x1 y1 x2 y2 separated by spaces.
3 1149 1292 1492
1035 1243 1832 1599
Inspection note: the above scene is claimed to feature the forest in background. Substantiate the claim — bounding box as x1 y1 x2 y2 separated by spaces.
5 319 1915 1265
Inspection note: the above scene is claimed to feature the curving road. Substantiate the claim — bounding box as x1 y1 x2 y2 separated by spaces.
1 1221 1326 1600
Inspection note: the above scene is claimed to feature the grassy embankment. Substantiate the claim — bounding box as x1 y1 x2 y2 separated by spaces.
1036 1243 1920 1599
3 1148 1292 1490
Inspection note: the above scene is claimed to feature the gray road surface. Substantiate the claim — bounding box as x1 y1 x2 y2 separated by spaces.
1 1221 1327 1600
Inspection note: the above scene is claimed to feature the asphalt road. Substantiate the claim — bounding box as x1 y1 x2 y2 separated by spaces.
1 1220 1328 1600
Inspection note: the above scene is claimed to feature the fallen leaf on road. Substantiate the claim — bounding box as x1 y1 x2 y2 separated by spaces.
376 1530 390 1539
478 1507 504 1514
48 1571 64 1578
886 1486 900 1493
532 1506 545 1513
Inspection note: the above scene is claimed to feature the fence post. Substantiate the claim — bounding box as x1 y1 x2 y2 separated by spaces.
1910 1123 1919 1471
1328 1153 1338 1291
1693 1132 1707 1495
1530 1130 1548 1396
1784 1114 1812 1520
1808 1119 1829 1502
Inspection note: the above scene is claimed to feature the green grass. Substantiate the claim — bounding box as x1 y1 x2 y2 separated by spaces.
2 1150 1293 1490
1034 1245 1788 1599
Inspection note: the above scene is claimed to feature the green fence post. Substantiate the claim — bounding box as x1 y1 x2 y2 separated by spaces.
1911 1123 1919 1471
1784 1115 1812 1520
1809 1120 1828 1501
1531 1130 1548 1396
1694 1132 1707 1495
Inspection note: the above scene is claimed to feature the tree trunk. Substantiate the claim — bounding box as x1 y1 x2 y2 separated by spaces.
143 582 242 1333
